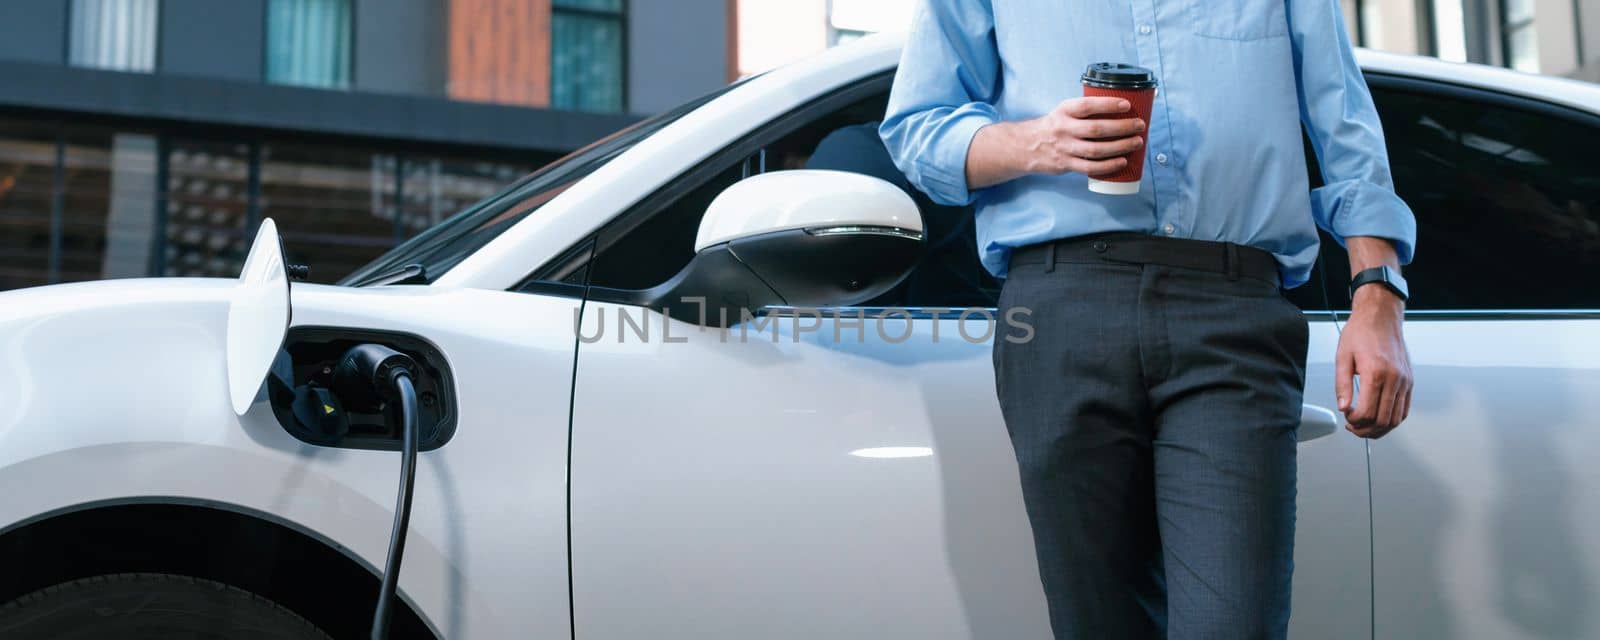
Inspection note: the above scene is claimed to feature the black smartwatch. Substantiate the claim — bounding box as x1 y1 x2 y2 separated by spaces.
1348 266 1409 302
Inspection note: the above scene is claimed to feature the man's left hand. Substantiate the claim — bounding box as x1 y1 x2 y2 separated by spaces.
1335 238 1414 439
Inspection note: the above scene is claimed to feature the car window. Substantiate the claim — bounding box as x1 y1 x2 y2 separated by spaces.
1288 78 1600 312
582 80 999 309
1378 84 1599 310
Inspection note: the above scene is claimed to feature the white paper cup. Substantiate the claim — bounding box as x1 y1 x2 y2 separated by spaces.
1088 178 1141 195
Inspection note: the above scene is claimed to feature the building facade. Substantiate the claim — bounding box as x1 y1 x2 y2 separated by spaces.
732 0 1600 81
0 0 734 290
1342 0 1600 82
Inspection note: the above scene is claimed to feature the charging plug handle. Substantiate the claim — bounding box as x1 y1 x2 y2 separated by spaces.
331 344 416 410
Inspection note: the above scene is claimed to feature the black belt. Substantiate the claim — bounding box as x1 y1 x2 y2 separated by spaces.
1010 232 1282 286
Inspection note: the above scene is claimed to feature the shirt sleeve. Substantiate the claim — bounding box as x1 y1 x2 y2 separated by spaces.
1288 0 1417 264
878 0 1000 207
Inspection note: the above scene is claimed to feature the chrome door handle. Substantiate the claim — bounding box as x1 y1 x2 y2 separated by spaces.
1298 404 1340 443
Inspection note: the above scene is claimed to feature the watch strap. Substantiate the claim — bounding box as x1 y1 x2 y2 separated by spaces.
1348 266 1408 302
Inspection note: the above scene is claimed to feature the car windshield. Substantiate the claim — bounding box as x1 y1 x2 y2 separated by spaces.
340 83 740 286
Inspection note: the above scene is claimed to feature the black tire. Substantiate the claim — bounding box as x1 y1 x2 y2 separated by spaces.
0 573 332 640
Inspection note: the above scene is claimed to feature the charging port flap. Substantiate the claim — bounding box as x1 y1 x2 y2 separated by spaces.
227 218 292 416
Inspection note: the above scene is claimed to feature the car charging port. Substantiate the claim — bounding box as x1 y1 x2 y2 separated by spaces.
266 327 456 452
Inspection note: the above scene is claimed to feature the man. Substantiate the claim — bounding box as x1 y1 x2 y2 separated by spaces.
880 2 1415 638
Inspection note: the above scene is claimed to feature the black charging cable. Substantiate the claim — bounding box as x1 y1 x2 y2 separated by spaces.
331 345 421 640
372 372 418 639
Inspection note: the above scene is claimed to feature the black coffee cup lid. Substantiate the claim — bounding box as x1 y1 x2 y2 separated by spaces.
1082 62 1158 89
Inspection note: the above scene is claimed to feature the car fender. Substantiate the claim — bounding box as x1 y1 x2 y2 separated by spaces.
0 278 493 637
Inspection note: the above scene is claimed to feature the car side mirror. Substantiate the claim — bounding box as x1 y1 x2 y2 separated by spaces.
616 170 924 327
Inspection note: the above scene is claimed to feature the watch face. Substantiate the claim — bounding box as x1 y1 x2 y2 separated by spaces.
1385 267 1409 299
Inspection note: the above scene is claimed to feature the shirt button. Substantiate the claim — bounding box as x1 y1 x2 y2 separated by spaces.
1139 24 1152 35
1162 223 1176 235
1155 152 1169 165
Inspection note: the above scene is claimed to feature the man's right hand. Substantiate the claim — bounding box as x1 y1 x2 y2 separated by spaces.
965 97 1146 190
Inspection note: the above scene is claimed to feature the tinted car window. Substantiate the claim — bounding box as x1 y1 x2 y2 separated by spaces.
1378 86 1599 310
1289 81 1600 311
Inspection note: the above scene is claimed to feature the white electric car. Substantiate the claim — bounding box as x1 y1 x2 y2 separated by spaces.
2 34 1598 639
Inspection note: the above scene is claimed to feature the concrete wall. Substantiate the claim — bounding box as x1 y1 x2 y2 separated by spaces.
0 0 66 64
160 0 265 81
1360 0 1429 55
356 0 446 96
1534 0 1583 75
627 0 732 114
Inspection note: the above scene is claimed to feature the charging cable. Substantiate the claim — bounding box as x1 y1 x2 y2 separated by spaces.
331 345 421 640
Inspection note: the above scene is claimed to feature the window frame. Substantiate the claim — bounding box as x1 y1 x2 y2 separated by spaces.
1497 0 1538 72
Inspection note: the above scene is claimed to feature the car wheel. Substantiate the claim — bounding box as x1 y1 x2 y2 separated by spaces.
0 572 331 640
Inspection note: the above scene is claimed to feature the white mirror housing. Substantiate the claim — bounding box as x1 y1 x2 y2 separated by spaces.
613 171 926 326
694 170 923 252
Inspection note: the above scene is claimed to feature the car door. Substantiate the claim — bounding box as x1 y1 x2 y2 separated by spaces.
561 80 1045 639
563 77 1372 638
1348 76 1600 639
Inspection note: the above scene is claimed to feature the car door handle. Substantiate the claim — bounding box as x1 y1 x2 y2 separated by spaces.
1298 404 1340 443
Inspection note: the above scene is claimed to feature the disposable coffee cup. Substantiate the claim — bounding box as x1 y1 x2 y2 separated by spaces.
1080 62 1158 195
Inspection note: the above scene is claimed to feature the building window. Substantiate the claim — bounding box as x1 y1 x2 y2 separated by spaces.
63 129 159 282
162 140 253 277
0 117 537 291
1501 0 1538 72
0 121 60 289
551 0 626 112
267 0 353 89
260 144 397 281
0 120 159 289
68 0 159 72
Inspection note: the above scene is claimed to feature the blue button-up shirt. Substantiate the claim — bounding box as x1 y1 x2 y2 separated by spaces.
880 0 1416 285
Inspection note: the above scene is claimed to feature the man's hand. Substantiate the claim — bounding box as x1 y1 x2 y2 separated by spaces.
1336 237 1414 438
965 97 1146 190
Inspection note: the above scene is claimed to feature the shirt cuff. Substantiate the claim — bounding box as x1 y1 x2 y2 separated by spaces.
1314 179 1417 265
914 102 1000 206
